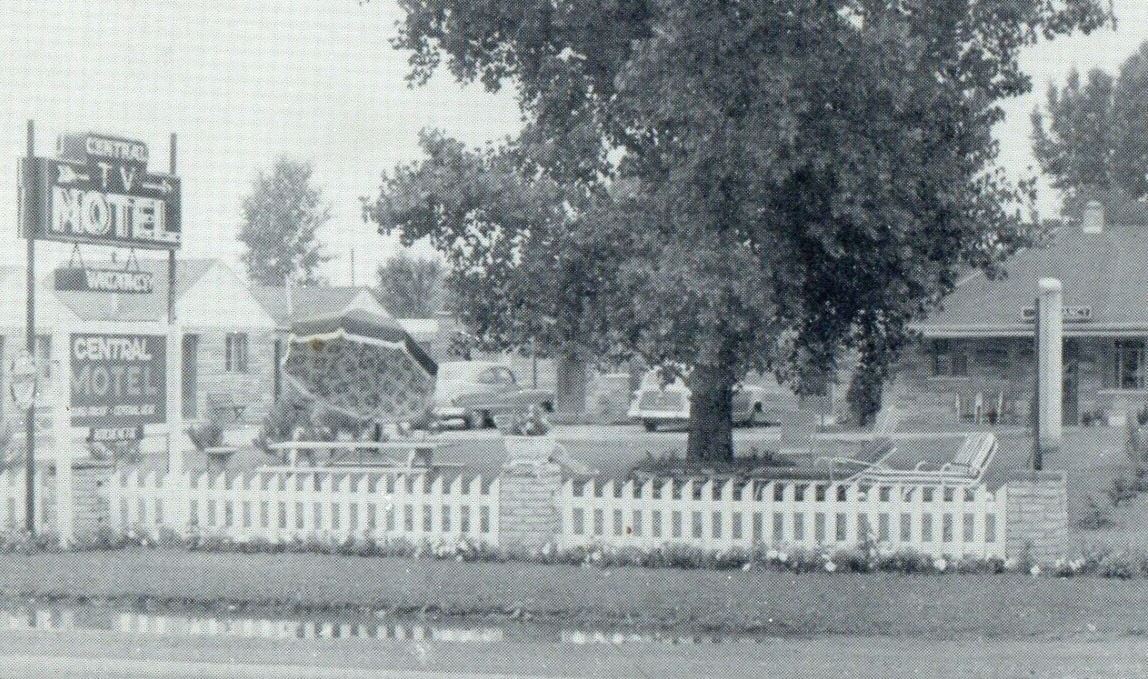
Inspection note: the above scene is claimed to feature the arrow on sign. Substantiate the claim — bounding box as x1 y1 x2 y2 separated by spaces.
57 165 90 184
142 179 174 194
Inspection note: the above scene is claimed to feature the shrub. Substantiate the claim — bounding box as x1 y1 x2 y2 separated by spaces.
495 406 551 436
0 529 62 555
187 420 224 451
1099 552 1138 579
952 554 1004 574
874 549 933 574
253 395 312 455
1078 495 1115 530
310 405 368 441
0 419 16 469
831 547 871 573
1107 476 1140 507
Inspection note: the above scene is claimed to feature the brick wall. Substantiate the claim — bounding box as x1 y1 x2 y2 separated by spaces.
1003 472 1068 564
72 462 113 534
888 336 1148 429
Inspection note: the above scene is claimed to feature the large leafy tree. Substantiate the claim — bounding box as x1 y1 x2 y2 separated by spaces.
1032 41 1148 222
239 158 333 286
375 251 445 318
365 131 613 412
387 0 1109 460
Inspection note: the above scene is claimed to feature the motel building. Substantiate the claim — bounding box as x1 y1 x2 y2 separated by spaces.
886 202 1148 429
0 259 396 435
0 258 278 459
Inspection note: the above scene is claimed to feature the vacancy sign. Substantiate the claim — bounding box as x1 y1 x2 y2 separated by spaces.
71 333 166 428
19 133 181 249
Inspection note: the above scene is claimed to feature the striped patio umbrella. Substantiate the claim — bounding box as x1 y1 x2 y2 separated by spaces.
283 309 437 423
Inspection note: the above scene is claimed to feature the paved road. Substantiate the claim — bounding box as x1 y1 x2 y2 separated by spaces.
3 629 1148 678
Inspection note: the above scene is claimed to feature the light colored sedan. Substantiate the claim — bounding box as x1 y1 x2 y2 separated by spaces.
433 361 554 429
627 369 792 431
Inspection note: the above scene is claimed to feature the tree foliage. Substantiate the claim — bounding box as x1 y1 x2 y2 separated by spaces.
375 251 445 318
364 131 613 411
1032 41 1148 221
386 0 1109 459
239 158 333 286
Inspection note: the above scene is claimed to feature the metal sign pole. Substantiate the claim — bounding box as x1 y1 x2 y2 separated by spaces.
168 133 177 324
23 120 37 535
1032 295 1042 472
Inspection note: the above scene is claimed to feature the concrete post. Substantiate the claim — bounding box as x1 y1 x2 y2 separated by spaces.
1037 278 1063 460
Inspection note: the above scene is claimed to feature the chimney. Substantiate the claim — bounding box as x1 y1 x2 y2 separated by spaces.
1082 199 1104 234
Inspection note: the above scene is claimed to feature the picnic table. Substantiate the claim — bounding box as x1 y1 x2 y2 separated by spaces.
264 439 461 470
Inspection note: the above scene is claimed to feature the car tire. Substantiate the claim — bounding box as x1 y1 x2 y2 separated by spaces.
461 411 475 430
481 410 495 428
643 420 658 432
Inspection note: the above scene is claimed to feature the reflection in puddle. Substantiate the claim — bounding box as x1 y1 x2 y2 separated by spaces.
0 606 757 646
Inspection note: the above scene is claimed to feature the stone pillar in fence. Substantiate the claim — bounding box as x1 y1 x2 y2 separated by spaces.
1004 471 1067 564
498 460 563 550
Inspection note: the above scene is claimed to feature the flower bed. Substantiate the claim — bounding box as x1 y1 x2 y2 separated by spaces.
0 525 1138 580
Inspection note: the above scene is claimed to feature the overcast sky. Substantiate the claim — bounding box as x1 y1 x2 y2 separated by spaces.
1 0 1146 286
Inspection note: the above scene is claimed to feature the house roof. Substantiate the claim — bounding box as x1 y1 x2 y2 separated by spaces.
913 224 1148 337
251 285 384 326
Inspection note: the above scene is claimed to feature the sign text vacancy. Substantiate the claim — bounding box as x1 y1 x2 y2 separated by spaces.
71 333 166 428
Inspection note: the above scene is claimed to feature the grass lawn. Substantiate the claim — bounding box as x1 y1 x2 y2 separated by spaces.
2 549 1148 639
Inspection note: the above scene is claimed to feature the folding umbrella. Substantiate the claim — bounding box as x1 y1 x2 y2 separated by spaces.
282 308 437 423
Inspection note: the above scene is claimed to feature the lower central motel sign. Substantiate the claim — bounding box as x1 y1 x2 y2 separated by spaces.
71 333 166 429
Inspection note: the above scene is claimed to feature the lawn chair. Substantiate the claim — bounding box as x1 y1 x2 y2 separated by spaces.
206 392 246 424
941 432 998 480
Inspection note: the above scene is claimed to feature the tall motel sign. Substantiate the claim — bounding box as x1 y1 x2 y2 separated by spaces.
17 123 183 543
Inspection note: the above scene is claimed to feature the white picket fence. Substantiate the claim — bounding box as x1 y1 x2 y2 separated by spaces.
0 471 53 531
0 467 1007 558
107 470 500 545
557 477 1006 558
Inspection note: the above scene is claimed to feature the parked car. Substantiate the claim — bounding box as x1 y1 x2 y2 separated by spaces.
433 361 554 428
627 368 795 431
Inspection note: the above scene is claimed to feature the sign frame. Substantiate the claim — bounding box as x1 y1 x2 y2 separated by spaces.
70 332 168 429
54 266 156 294
19 155 181 250
1021 305 1092 323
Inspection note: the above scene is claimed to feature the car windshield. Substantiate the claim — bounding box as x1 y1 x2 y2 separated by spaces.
640 369 685 389
438 363 487 381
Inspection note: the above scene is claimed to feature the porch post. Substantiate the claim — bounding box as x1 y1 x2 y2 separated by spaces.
1036 278 1063 465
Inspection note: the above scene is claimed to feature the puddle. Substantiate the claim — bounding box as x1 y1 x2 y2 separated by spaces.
0 604 761 646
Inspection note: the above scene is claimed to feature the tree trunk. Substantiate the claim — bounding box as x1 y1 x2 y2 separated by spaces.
555 353 588 413
686 363 735 462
